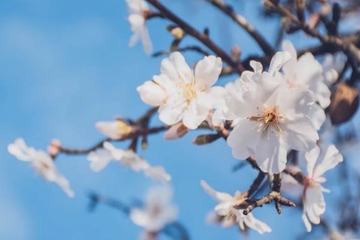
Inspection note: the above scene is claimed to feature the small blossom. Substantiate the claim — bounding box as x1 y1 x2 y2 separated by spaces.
126 0 153 54
282 40 331 108
137 51 223 129
281 40 331 130
200 180 271 234
8 138 74 197
130 185 178 233
87 142 171 182
226 52 319 173
96 119 134 140
302 143 343 232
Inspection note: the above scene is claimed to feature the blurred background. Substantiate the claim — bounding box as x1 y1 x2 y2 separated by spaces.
0 0 359 239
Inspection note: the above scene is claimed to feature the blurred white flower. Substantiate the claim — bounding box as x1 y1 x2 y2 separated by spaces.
302 143 343 232
87 142 171 182
226 52 319 173
200 180 271 234
96 119 134 140
126 0 153 54
322 53 345 86
137 51 224 129
8 138 74 197
130 185 178 233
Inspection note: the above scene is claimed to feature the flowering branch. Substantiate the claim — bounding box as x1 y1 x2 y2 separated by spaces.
56 107 169 156
145 0 245 74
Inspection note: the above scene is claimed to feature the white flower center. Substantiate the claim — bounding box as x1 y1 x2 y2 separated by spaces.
149 203 162 218
249 107 284 134
183 83 197 102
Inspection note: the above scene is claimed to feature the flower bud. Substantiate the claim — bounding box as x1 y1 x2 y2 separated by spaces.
193 134 220 145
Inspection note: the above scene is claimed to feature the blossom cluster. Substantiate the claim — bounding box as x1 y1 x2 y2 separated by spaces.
5 0 347 236
137 40 342 233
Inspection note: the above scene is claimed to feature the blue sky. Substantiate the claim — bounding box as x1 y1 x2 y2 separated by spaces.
0 0 356 239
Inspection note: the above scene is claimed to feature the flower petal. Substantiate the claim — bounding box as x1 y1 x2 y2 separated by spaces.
227 119 260 160
195 55 222 89
268 51 291 76
137 81 167 106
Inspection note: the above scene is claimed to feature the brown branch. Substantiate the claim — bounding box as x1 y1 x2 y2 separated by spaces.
58 125 169 155
135 107 158 126
152 46 211 57
57 107 168 156
145 0 245 74
241 171 266 200
264 0 360 62
236 173 296 215
205 0 274 55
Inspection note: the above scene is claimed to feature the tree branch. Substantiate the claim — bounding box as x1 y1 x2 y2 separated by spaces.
205 0 274 55
145 0 245 74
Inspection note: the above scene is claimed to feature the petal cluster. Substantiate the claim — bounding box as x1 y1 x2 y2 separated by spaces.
137 52 223 129
87 142 171 182
225 52 319 173
8 138 74 197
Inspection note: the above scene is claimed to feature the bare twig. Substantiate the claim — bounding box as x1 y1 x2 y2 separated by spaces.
57 107 168 156
264 0 360 62
58 125 169 155
152 46 211 57
283 166 307 185
145 0 245 74
205 0 274 55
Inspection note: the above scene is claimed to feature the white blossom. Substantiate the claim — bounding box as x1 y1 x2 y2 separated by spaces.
126 0 153 54
137 51 224 129
87 142 171 182
302 143 343 232
96 119 133 140
200 180 271 234
130 185 178 233
280 40 331 130
226 52 319 173
281 41 331 108
8 138 74 197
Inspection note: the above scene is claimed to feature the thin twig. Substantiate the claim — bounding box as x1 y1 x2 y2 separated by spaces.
152 46 211 57
58 126 169 155
205 0 274 55
145 0 245 74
